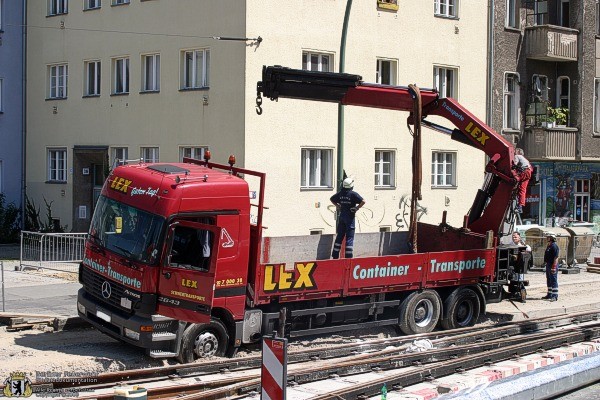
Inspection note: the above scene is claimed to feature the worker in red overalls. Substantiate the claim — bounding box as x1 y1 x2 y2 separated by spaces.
513 148 531 214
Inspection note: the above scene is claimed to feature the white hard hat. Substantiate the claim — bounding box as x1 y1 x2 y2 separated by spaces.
546 232 557 240
342 177 354 189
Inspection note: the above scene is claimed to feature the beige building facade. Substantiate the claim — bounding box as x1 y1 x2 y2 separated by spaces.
27 0 489 237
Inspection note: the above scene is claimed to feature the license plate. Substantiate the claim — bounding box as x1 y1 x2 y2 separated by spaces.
96 309 111 323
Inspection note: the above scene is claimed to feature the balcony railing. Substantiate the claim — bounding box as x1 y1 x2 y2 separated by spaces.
520 126 578 160
525 25 578 62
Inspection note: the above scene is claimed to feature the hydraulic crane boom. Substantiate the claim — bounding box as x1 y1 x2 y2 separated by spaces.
256 66 518 237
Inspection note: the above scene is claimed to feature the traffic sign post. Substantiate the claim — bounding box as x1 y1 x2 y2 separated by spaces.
261 334 288 400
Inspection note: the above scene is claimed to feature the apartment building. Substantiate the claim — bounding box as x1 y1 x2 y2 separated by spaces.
492 0 600 231
0 0 24 208
26 0 488 236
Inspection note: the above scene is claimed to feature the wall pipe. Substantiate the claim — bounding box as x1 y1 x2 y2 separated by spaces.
21 0 27 229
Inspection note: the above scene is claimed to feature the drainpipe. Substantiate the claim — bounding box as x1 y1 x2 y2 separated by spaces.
576 1 584 161
21 0 28 229
486 0 494 128
337 0 353 190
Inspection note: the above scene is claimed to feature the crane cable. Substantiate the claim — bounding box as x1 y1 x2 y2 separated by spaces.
408 84 422 253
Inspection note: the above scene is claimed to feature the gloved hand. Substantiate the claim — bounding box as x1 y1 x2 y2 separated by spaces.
350 207 358 213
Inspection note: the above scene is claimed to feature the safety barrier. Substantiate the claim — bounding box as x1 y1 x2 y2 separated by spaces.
20 231 86 273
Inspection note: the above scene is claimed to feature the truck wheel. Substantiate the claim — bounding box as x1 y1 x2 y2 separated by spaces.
440 288 480 330
398 290 441 335
178 319 229 363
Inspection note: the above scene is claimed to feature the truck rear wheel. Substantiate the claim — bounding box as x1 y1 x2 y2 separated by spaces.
398 290 441 335
178 319 229 363
440 287 480 330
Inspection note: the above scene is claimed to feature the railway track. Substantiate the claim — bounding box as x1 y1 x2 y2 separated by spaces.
32 309 600 399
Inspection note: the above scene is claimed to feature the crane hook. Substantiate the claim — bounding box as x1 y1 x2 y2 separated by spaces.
255 93 263 115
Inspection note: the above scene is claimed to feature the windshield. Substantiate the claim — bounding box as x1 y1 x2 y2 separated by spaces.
89 195 165 264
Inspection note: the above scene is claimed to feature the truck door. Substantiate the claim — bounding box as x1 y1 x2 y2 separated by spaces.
157 221 221 323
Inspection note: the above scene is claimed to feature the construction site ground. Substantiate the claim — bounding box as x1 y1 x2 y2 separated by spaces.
1 250 600 382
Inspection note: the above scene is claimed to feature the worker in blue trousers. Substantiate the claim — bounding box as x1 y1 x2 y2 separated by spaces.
330 177 365 259
542 232 559 302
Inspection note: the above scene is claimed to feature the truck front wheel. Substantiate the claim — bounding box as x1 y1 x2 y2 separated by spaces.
398 290 441 335
178 319 229 363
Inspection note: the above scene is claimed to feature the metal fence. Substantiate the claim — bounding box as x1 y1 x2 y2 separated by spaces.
20 231 86 273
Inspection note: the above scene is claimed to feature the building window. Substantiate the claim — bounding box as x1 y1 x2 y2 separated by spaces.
48 0 68 16
595 79 600 135
431 151 456 187
84 0 100 10
506 0 519 28
48 64 68 99
301 148 332 189
503 72 520 130
302 51 332 72
574 179 590 222
112 0 129 4
84 60 101 96
142 54 160 92
48 148 67 182
181 49 210 89
434 0 457 18
434 66 457 99
112 57 129 94
533 0 548 25
180 147 207 161
557 76 570 125
141 147 159 163
596 0 600 35
111 147 128 166
376 59 397 85
374 150 395 187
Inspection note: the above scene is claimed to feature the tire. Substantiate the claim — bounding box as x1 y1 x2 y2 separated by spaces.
177 319 229 363
398 290 441 335
440 287 481 330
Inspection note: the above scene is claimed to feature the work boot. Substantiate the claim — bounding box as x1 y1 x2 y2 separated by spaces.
541 294 551 300
544 297 558 302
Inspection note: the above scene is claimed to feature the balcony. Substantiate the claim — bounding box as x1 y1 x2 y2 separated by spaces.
520 126 578 160
525 25 578 62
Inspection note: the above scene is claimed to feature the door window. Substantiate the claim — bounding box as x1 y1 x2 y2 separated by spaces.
169 225 213 271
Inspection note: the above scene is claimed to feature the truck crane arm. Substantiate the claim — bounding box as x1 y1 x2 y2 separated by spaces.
256 66 518 237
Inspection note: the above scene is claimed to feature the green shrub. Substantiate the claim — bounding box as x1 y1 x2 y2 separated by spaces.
0 194 21 244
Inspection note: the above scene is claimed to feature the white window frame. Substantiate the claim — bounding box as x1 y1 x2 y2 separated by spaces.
142 53 160 92
181 49 210 89
557 76 570 112
534 0 548 25
434 65 458 99
112 0 129 5
84 0 100 10
573 179 590 222
503 72 520 130
374 150 395 188
506 0 519 29
594 78 600 135
302 51 333 72
112 57 129 94
84 60 101 96
141 147 159 163
431 151 456 188
376 59 397 86
48 64 68 99
47 148 67 182
301 148 333 189
434 0 457 18
48 0 68 16
179 146 207 161
111 147 128 166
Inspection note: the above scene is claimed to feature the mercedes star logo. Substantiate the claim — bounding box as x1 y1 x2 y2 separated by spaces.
101 281 112 299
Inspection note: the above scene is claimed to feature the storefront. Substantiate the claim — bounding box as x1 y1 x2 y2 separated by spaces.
520 162 600 233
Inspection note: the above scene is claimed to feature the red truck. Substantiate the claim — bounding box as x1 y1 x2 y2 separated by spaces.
77 66 527 363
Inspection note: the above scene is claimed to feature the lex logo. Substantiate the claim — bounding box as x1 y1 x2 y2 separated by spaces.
181 279 198 289
263 262 316 292
110 176 133 194
465 121 489 146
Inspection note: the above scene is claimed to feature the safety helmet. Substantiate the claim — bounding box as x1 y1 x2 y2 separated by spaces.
546 232 557 240
342 177 354 189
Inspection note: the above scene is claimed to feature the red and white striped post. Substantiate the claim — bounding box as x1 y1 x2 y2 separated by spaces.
261 333 288 400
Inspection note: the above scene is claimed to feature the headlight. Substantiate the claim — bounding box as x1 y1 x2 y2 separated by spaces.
124 328 140 341
77 302 86 315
